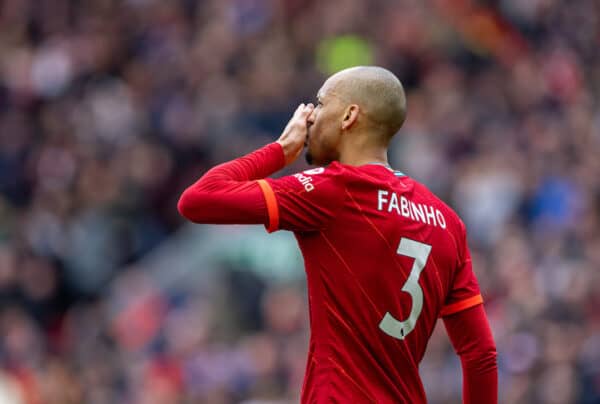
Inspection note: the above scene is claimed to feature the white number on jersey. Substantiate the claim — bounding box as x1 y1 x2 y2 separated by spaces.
379 238 432 340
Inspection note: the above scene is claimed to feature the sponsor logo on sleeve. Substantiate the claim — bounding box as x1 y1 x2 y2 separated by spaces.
303 167 325 175
293 167 325 192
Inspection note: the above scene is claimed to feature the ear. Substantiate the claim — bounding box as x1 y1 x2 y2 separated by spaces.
341 104 359 130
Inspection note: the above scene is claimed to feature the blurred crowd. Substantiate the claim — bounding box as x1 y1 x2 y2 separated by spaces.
0 0 598 402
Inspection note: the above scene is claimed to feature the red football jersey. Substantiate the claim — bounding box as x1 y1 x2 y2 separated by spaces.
258 162 483 403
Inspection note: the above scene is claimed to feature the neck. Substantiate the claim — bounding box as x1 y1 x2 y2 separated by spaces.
338 132 389 166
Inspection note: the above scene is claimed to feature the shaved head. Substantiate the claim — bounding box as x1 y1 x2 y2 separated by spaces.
305 66 407 166
324 66 407 139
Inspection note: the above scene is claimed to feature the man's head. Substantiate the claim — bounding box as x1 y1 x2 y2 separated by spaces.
305 66 406 165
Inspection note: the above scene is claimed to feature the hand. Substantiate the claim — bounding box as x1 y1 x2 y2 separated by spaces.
277 103 314 166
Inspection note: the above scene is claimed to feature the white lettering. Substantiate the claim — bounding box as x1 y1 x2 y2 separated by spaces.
303 167 325 175
388 192 400 214
377 190 447 229
436 210 447 229
424 205 437 226
411 202 425 223
378 190 389 211
400 196 410 218
294 173 315 192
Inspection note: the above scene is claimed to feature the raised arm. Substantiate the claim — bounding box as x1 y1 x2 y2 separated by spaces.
177 103 314 225
177 141 284 224
443 304 498 404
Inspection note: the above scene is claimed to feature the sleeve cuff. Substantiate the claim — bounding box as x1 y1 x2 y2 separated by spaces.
257 179 279 233
440 294 483 317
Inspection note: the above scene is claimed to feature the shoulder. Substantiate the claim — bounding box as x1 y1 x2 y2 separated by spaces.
267 163 347 194
261 164 348 232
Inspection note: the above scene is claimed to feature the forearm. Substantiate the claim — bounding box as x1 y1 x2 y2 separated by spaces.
192 142 285 185
443 304 498 404
177 142 285 224
460 345 498 403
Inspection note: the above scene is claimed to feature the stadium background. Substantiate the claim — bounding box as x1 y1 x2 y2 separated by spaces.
0 0 598 402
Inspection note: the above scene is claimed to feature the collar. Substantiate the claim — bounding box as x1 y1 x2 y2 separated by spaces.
364 162 405 177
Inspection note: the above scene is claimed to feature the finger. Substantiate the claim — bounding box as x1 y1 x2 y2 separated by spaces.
294 103 305 117
299 104 314 118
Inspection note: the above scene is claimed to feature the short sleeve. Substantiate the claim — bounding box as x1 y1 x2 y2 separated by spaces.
258 166 345 232
440 222 483 317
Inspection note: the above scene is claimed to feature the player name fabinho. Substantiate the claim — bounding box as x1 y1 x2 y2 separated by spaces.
377 190 447 229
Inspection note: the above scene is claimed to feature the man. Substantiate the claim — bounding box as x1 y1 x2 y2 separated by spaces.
178 66 497 403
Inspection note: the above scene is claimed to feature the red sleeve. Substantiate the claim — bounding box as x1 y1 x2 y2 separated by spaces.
443 304 498 404
177 143 285 225
441 221 483 317
263 166 345 232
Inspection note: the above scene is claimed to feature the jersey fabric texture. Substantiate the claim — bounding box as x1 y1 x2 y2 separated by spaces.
260 161 481 403
177 142 497 403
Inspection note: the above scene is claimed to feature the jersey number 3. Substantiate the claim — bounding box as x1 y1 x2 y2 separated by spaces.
379 238 432 340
